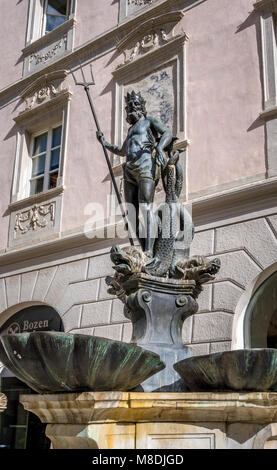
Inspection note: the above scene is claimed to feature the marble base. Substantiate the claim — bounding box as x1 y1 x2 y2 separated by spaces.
20 391 277 449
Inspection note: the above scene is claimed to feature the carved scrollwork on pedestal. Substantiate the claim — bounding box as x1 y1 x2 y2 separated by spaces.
14 202 55 235
176 295 188 307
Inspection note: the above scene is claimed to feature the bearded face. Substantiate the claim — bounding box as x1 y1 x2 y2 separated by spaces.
125 97 145 125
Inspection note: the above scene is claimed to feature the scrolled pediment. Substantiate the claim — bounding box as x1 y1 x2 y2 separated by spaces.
116 11 185 67
20 70 69 112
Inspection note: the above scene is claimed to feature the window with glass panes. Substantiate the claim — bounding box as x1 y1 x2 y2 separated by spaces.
30 125 62 196
43 0 71 35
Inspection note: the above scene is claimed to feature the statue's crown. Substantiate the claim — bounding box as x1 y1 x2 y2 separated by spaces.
125 90 146 107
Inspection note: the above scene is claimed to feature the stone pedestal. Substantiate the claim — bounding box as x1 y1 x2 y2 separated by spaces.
20 391 277 449
123 274 198 391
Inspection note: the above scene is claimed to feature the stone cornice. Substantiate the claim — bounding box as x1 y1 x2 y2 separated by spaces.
191 176 277 228
0 0 204 105
20 391 277 423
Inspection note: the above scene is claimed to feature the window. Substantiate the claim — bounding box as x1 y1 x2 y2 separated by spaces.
24 0 76 75
29 125 62 196
42 0 71 35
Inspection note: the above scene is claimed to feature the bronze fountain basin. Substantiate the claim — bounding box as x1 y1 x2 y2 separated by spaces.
0 331 165 393
174 349 277 392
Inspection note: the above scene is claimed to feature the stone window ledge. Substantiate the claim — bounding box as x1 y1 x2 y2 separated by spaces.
23 18 76 57
9 185 65 212
254 0 277 12
260 105 277 119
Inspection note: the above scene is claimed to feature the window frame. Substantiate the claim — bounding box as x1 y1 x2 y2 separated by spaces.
29 123 63 197
26 0 76 46
254 1 277 177
41 0 71 36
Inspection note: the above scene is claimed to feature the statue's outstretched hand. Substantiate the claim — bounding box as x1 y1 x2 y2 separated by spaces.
156 148 167 169
96 131 105 146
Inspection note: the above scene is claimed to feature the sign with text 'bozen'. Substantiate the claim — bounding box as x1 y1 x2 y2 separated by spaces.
0 305 64 335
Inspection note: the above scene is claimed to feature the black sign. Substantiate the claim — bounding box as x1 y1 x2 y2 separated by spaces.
0 305 64 335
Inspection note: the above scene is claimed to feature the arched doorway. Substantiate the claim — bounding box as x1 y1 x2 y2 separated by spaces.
244 270 277 348
232 264 277 350
0 304 64 449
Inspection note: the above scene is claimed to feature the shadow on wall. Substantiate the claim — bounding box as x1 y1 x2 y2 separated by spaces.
236 8 267 168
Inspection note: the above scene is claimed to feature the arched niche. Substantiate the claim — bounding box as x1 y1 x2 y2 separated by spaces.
232 263 277 349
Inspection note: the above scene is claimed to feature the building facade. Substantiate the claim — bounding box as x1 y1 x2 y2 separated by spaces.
0 0 277 448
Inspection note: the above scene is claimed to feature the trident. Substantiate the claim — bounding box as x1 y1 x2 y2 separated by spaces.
71 63 134 246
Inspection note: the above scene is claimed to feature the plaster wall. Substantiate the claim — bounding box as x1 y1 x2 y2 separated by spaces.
0 100 18 249
183 0 265 196
0 0 27 90
73 0 119 49
61 52 120 232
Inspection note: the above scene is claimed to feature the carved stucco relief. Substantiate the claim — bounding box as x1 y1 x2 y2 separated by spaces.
29 35 68 67
116 12 185 66
14 202 56 236
126 0 155 17
122 28 172 65
20 70 69 114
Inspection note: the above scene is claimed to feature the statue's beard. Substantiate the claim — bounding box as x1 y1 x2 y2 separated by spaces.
126 109 144 124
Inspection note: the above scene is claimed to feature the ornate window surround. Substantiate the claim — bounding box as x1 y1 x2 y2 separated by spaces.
9 70 72 248
254 0 277 176
23 0 77 76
